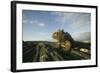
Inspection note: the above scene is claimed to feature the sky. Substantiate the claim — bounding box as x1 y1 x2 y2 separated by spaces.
22 10 91 41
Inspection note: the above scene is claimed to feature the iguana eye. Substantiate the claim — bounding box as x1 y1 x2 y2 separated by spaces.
52 32 58 39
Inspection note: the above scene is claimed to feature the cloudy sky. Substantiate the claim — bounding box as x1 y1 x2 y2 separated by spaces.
22 10 91 41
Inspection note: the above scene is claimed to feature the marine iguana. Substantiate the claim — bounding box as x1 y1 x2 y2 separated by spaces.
52 29 90 54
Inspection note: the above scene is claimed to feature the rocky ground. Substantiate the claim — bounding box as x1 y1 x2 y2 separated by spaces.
23 41 91 63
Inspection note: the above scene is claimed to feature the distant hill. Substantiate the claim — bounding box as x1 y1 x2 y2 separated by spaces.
73 32 91 42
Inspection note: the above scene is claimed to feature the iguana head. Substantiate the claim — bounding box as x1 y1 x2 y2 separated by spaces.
52 29 72 49
52 29 64 41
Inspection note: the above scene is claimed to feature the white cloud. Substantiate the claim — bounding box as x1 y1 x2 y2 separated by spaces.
29 21 33 24
50 12 91 32
51 12 73 23
23 20 46 27
72 32 91 41
38 23 45 27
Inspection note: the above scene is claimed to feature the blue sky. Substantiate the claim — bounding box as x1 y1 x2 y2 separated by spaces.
22 10 91 41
